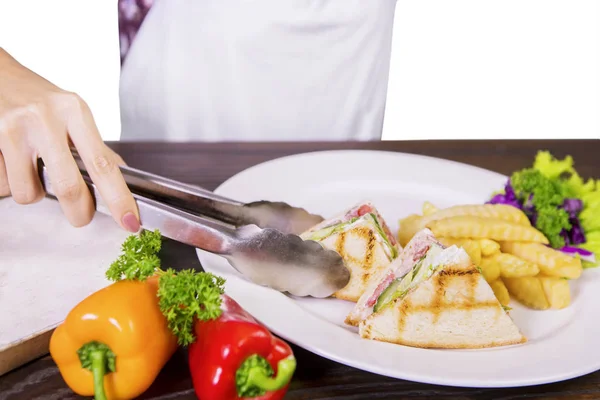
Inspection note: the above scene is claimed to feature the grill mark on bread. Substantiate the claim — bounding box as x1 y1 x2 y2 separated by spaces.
335 231 347 258
411 300 499 312
438 268 478 277
331 231 348 299
431 274 447 324
361 229 376 286
362 272 371 285
396 298 411 333
363 229 376 271
466 270 477 305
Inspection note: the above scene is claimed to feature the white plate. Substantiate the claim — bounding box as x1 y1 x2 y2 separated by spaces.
196 150 600 388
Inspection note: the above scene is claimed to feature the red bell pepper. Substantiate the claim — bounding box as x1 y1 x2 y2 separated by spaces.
188 295 297 400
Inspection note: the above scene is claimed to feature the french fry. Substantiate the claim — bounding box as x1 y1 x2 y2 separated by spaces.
479 257 501 282
483 252 539 278
489 279 510 306
398 204 531 246
437 237 482 265
504 275 571 310
539 276 571 309
426 216 549 244
423 204 531 226
499 241 582 279
422 201 439 216
398 214 422 246
503 277 550 310
479 239 500 256
460 240 482 265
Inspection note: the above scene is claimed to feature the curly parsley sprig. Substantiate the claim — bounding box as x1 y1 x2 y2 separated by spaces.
157 268 226 346
105 229 163 282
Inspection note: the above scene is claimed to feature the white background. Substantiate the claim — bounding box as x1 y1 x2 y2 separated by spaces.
0 0 598 141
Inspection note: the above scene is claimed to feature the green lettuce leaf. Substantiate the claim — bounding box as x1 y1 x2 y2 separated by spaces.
533 151 574 180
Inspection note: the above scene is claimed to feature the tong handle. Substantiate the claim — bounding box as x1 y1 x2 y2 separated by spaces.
37 159 237 256
68 149 251 226
74 149 240 203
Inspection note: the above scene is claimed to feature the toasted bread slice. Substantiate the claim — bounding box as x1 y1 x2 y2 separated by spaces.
316 225 394 301
358 246 527 349
300 201 400 302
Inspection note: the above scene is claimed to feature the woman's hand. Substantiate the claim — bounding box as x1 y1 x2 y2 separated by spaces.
0 48 140 232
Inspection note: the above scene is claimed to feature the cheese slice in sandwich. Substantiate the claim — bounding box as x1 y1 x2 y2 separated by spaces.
300 201 401 302
348 228 527 349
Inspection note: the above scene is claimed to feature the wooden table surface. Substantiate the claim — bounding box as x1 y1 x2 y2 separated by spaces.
1 139 599 400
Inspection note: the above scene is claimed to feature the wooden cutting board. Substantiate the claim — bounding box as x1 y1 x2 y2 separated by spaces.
0 196 130 376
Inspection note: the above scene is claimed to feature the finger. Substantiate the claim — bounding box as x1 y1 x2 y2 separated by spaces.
59 93 140 233
0 129 44 205
0 151 10 197
38 134 96 228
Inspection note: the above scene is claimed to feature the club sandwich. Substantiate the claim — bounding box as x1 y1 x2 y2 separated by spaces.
300 201 401 302
346 228 527 349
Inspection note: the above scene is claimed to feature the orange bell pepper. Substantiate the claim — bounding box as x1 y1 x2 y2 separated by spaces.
49 276 178 400
49 229 228 400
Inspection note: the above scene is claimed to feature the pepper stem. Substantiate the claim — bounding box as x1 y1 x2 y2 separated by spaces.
247 356 296 391
90 350 108 400
236 354 297 398
77 341 116 400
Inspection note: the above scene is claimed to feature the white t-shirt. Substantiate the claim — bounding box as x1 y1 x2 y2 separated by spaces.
119 0 398 142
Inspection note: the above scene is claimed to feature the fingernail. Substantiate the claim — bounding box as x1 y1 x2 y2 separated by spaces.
122 212 141 233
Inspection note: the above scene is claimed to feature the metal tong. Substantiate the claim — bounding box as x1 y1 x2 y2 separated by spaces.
36 152 350 298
